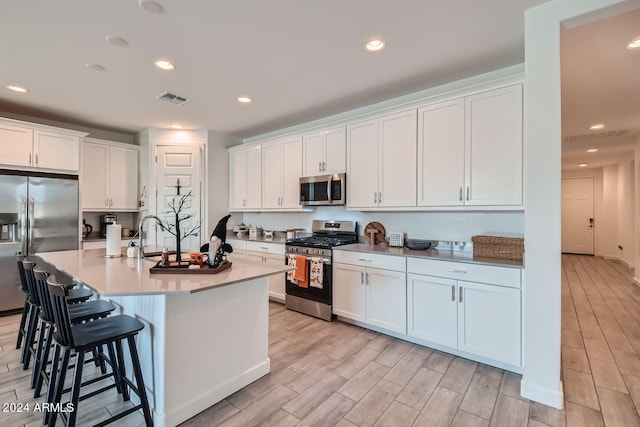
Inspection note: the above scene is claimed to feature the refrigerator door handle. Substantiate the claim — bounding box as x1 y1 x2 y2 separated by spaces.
28 197 35 253
20 197 27 254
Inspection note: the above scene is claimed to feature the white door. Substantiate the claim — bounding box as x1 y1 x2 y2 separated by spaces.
562 177 595 254
81 142 109 209
379 109 417 207
262 142 282 209
457 281 521 366
324 126 346 175
109 146 138 210
407 274 458 348
302 131 324 177
281 137 302 208
347 119 379 208
34 131 80 172
332 263 366 321
155 145 203 253
465 85 523 206
418 99 465 206
366 268 407 334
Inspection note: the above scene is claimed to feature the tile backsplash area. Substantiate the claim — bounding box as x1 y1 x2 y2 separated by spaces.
241 207 524 243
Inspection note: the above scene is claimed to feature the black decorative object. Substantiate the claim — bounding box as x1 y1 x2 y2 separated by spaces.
162 190 200 262
203 214 233 268
175 178 182 195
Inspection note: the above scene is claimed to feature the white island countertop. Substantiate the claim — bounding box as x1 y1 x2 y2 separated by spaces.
38 249 293 296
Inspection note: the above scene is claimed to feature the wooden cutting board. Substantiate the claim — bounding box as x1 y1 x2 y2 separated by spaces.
364 222 387 245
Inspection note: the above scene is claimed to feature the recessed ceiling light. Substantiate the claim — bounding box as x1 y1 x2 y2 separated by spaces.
86 63 106 71
106 36 128 47
589 123 605 130
237 96 252 104
626 38 640 49
171 124 183 129
154 59 175 70
587 148 598 153
6 85 28 93
138 0 164 14
365 38 385 52
578 163 589 167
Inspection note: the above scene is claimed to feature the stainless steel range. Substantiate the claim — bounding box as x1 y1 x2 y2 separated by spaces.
285 220 358 321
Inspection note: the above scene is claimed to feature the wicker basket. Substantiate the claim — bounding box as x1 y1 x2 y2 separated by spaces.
471 235 524 260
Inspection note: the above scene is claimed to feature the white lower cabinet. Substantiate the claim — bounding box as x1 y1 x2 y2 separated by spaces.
407 258 521 367
245 241 286 302
333 251 407 334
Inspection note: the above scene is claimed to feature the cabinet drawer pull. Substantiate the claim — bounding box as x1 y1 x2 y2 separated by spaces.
358 258 372 262
448 269 467 274
451 285 455 301
459 287 463 303
260 246 269 250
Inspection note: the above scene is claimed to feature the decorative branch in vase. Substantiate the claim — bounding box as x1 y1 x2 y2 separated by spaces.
162 190 200 262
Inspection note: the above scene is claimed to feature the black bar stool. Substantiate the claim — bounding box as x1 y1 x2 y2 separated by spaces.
20 260 94 370
31 268 117 398
46 275 153 427
15 253 30 350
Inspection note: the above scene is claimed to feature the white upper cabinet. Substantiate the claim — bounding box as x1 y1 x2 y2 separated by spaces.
417 84 523 207
262 136 303 210
347 109 417 209
302 126 346 177
418 99 465 206
229 145 262 211
464 84 523 206
81 139 139 211
0 118 85 173
34 131 80 172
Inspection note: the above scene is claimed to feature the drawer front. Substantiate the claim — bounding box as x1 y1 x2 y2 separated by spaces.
227 239 247 251
333 250 406 272
246 240 285 255
407 257 520 288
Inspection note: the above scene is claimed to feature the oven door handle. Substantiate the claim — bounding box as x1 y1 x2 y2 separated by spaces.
285 253 332 265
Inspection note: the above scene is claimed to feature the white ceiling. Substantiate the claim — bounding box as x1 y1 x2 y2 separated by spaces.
0 0 547 139
1 0 637 172
561 7 640 171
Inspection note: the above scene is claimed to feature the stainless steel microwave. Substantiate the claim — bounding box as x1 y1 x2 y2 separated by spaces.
299 173 346 206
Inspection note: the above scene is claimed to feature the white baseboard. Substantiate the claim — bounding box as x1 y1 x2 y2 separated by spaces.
521 378 564 409
603 255 634 268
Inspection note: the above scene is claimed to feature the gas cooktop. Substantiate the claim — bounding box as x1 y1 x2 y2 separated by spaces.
285 220 358 249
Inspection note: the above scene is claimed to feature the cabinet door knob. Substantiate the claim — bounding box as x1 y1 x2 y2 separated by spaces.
451 285 455 301
35 153 39 166
29 152 32 165
459 287 464 303
365 272 369 285
361 271 364 284
459 187 463 202
466 186 470 201
374 193 377 204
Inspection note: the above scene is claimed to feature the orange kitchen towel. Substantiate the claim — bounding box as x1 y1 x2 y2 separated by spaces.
287 254 298 284
309 257 324 289
294 255 308 288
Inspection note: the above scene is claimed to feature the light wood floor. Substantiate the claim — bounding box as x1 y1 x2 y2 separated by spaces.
1 254 639 426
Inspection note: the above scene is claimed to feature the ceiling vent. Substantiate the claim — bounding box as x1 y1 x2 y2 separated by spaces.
156 92 190 106
564 129 627 143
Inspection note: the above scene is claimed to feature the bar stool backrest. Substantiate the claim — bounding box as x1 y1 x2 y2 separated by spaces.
22 260 40 306
33 269 53 322
16 252 27 292
46 275 74 347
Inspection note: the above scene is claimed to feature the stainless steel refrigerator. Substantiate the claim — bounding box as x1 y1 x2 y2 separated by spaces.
0 169 78 314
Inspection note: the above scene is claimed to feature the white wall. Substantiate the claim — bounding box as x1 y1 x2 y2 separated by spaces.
602 166 619 257
243 209 523 242
524 0 634 409
206 131 242 239
617 159 635 267
635 135 640 284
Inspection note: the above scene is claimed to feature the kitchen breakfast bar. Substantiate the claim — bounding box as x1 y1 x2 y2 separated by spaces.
37 249 292 427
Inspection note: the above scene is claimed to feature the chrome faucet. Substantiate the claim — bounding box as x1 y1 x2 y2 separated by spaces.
138 215 165 259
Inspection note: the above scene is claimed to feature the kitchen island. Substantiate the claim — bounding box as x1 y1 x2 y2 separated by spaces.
37 249 292 427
